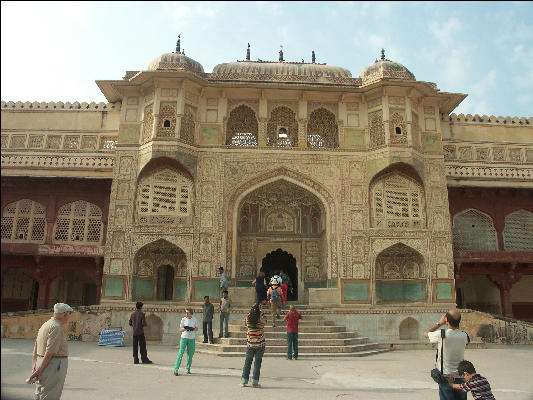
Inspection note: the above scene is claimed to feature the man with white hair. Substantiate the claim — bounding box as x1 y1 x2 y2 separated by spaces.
29 302 73 399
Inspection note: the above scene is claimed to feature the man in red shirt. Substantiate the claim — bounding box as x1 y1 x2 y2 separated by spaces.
283 305 302 360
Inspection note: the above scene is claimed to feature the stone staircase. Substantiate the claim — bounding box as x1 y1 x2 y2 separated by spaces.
195 305 389 358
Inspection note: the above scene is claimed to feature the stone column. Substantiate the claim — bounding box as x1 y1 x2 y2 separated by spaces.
298 119 307 147
258 118 267 146
499 283 514 318
95 258 104 304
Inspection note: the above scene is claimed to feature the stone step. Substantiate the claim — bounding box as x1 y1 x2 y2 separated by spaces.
228 319 335 326
213 337 370 346
195 342 381 353
213 331 361 339
229 325 346 333
194 347 390 358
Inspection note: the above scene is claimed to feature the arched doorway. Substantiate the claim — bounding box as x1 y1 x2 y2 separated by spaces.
48 269 97 308
261 248 298 301
1 268 38 312
133 239 187 302
156 265 174 301
235 178 327 303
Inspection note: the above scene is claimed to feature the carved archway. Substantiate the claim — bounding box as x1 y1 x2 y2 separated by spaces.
226 167 338 282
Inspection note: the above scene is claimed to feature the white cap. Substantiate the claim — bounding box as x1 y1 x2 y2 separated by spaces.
53 303 73 314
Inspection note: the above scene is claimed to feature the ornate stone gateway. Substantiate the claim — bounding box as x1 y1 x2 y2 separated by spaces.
235 179 327 300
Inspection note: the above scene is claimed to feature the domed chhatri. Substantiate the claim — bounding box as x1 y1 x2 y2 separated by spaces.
146 52 205 75
146 34 204 75
360 49 415 85
211 60 354 84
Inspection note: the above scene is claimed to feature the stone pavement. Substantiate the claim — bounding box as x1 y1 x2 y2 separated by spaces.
2 338 533 400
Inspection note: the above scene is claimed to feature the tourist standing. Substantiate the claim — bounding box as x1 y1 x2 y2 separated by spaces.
267 281 283 327
283 305 302 360
219 267 230 298
29 303 73 400
219 290 232 338
425 309 470 400
280 269 293 298
279 270 289 305
252 271 267 304
202 296 214 344
174 309 198 375
129 301 153 364
240 303 266 388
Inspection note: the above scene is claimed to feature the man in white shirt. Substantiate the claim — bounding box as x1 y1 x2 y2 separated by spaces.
425 309 469 400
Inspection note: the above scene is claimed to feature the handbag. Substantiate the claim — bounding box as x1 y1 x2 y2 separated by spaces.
430 329 447 384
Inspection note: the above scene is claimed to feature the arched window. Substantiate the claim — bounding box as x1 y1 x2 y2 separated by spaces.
503 209 533 251
370 173 425 229
307 107 338 148
267 106 298 147
54 200 103 244
226 104 258 146
137 168 192 224
179 106 195 145
1 199 46 243
452 209 498 251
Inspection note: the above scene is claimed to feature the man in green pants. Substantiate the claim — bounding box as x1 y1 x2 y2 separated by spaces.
174 309 198 375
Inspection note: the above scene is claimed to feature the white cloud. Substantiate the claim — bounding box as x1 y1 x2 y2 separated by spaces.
429 17 462 46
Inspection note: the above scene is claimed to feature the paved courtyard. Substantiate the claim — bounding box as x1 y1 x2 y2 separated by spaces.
1 338 533 400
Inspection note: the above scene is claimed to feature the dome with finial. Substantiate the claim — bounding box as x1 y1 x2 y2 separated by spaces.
360 49 415 85
146 36 204 75
211 46 356 84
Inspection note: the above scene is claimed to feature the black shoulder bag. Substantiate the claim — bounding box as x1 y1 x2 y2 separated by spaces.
430 329 447 384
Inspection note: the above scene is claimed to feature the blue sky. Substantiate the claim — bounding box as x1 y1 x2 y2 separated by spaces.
1 1 532 117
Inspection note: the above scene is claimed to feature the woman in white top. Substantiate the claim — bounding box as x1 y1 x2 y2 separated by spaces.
173 309 198 375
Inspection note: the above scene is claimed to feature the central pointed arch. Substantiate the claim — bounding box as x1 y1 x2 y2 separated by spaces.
225 167 339 299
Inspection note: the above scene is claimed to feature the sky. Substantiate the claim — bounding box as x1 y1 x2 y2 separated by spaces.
1 1 532 117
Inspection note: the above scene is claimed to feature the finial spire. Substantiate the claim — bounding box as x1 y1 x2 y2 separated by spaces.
246 43 250 61
381 48 385 61
176 34 181 53
312 50 316 63
279 45 284 62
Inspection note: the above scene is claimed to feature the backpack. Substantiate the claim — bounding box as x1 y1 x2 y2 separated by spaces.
270 287 280 302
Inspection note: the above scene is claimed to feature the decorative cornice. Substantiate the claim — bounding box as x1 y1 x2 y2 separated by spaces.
1 101 120 111
445 113 532 125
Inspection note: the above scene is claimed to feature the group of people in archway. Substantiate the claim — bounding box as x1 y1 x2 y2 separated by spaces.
252 270 293 306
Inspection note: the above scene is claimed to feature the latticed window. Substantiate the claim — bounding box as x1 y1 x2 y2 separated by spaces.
1 199 46 243
54 201 103 244
137 168 192 224
452 209 498 251
503 209 533 251
142 105 154 144
226 105 258 146
157 103 177 137
371 173 425 229
307 108 338 148
389 112 407 144
369 111 385 149
267 106 298 147
179 106 195 145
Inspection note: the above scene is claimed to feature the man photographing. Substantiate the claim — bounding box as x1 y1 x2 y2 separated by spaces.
425 309 470 400
29 303 73 399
